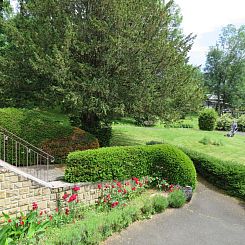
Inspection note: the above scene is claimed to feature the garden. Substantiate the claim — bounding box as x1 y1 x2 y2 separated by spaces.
1 0 245 244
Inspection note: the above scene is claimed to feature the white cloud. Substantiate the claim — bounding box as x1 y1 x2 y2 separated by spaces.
175 0 245 35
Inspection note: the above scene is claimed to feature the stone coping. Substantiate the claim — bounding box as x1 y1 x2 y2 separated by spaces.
0 160 94 189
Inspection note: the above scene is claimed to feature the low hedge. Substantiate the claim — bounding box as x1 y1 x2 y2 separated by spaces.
181 148 245 200
65 144 197 189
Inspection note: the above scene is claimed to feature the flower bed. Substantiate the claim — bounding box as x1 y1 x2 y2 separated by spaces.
0 177 191 244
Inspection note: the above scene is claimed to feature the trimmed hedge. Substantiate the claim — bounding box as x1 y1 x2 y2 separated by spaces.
65 144 197 189
0 108 99 163
41 128 99 163
0 108 73 145
181 148 245 200
198 108 218 131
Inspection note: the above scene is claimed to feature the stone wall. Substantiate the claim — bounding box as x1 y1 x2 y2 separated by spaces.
0 162 100 221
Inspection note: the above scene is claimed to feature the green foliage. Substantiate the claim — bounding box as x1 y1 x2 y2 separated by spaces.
0 108 72 145
199 136 224 146
65 144 197 189
198 108 218 131
237 115 245 132
152 195 169 213
182 148 245 200
167 189 186 208
41 194 168 245
1 0 203 128
0 210 49 244
204 24 245 111
216 114 233 131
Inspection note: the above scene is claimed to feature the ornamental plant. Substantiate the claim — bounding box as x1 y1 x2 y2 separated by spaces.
96 177 146 211
0 202 49 244
0 186 82 244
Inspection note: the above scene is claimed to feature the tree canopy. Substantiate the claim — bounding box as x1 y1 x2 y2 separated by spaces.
1 0 203 129
204 24 245 113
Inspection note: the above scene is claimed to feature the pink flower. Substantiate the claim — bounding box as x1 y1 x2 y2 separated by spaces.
125 181 130 186
105 183 110 188
72 186 80 192
55 208 59 213
98 184 102 189
32 202 38 210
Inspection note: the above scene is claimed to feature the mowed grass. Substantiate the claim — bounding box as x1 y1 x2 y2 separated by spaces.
111 125 245 164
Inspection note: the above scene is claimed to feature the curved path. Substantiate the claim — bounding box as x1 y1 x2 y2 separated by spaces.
104 177 245 245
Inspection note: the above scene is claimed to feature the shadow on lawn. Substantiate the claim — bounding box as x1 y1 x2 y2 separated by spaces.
111 131 142 146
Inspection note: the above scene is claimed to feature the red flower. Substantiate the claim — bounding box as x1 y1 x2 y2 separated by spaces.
107 194 111 200
98 184 102 189
117 182 122 188
139 182 143 187
65 208 69 215
118 189 122 193
20 220 24 226
132 187 136 191
105 183 110 188
62 193 69 200
111 185 115 188
32 202 38 210
72 186 80 192
49 215 53 221
55 208 59 213
125 181 130 186
38 221 41 225
113 180 117 183
39 211 43 216
123 189 127 194
8 219 12 223
111 201 119 208
68 194 78 203
104 198 107 203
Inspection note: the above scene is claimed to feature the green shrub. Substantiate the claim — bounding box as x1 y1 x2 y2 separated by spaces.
152 195 169 213
237 115 245 132
199 136 224 146
0 108 99 164
181 148 245 200
216 114 233 131
198 108 218 131
168 189 186 208
141 198 154 218
65 144 197 190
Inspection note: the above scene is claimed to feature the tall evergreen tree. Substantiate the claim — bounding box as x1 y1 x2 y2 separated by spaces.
1 0 203 143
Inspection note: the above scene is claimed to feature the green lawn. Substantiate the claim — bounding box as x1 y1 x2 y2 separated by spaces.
111 125 245 164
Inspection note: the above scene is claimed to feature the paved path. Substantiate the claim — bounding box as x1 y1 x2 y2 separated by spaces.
104 177 245 245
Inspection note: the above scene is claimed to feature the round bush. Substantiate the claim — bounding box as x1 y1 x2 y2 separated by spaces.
238 115 245 132
216 114 233 131
198 108 218 131
152 195 169 213
65 144 197 189
168 189 186 208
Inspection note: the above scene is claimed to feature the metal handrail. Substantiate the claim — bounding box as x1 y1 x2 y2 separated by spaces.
0 126 55 181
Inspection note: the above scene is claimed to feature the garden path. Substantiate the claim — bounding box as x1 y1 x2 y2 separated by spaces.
104 176 245 245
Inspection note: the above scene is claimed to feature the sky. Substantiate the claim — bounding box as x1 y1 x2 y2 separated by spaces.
174 0 245 68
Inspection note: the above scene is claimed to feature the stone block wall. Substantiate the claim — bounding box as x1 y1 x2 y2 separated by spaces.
0 165 100 221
